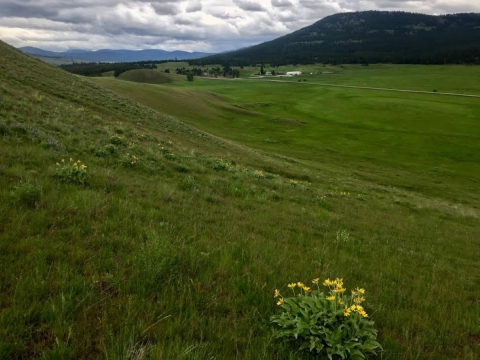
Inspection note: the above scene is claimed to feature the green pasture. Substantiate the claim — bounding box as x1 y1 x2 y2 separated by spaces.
1 42 479 360
95 71 480 206
152 62 480 94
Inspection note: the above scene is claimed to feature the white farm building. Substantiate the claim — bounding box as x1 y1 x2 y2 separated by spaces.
286 71 302 76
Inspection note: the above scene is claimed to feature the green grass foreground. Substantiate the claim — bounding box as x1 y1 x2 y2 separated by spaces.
1 41 479 359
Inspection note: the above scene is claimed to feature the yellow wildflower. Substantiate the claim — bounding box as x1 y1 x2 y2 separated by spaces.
303 286 311 292
312 278 319 284
274 289 280 298
356 288 365 294
333 287 346 293
323 278 334 286
297 282 305 288
326 295 336 301
277 298 284 306
343 308 351 317
287 283 296 288
354 297 365 304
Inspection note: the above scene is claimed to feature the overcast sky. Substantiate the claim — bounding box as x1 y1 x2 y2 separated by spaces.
1 0 479 53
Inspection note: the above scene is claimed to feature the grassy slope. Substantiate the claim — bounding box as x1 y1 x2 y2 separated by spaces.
118 69 173 85
1 42 479 359
93 74 480 207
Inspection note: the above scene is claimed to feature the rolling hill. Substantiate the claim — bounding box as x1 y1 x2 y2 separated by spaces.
117 69 173 85
198 11 480 65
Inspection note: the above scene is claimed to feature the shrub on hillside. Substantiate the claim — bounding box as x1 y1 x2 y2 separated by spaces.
9 181 41 207
119 153 139 167
109 135 126 147
95 144 117 157
161 147 176 161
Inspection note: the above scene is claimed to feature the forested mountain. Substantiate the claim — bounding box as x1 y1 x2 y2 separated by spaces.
197 11 480 65
19 47 211 62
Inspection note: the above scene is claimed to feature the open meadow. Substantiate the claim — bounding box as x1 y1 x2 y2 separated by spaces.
1 41 479 359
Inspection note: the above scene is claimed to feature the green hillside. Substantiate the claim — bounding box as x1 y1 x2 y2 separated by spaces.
198 11 480 65
1 40 479 359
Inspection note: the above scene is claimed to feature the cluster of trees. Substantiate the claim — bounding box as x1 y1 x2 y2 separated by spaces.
61 61 166 77
194 11 480 66
175 67 203 76
176 65 241 81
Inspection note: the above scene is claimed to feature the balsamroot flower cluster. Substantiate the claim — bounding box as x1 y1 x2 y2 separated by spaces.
271 277 381 356
274 277 367 318
323 278 368 318
55 158 88 185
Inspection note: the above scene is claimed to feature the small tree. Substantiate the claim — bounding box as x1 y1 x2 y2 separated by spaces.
260 63 265 75
186 72 194 82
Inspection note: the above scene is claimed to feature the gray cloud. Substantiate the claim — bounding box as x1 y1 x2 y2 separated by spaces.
151 2 181 16
0 1 59 18
0 0 479 53
271 0 293 8
234 0 266 12
186 1 202 13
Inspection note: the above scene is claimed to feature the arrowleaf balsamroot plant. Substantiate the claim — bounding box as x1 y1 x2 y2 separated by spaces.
54 158 88 185
271 278 382 359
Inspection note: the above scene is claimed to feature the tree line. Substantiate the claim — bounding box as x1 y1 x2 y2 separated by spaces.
60 61 171 77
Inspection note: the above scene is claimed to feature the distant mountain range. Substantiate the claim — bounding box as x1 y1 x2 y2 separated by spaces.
19 47 211 63
197 11 480 65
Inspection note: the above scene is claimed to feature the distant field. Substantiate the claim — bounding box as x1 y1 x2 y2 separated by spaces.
167 63 480 95
93 65 480 206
